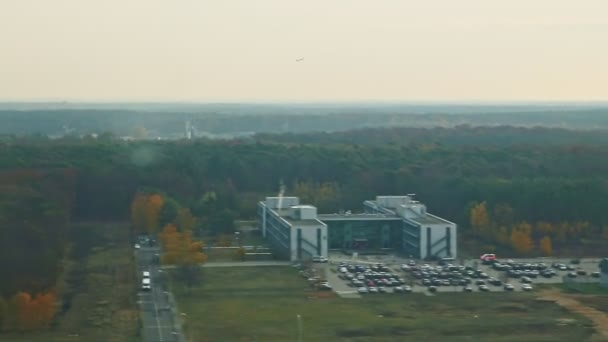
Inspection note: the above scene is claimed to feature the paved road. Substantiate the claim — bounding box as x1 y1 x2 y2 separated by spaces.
161 261 291 269
136 246 184 342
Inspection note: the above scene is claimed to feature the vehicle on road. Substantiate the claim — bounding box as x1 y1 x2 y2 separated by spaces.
134 244 141 249
478 284 490 292
312 256 328 263
143 271 150 279
504 284 514 291
522 284 533 291
463 286 473 292
141 278 151 291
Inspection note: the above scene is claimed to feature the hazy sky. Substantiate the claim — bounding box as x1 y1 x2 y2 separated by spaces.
1 0 607 102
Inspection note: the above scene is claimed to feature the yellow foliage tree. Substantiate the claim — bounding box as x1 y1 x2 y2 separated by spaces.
176 208 197 232
539 236 552 256
160 224 207 266
9 291 56 331
470 202 490 236
510 222 534 255
145 194 164 234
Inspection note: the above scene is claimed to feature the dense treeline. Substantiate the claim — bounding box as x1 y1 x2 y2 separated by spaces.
2 105 608 136
1 134 608 226
0 169 73 330
1 126 608 267
256 126 608 146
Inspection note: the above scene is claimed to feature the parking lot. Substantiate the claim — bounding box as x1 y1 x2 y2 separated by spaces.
321 254 602 296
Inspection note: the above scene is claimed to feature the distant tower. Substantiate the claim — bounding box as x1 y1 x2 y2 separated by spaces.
185 120 192 140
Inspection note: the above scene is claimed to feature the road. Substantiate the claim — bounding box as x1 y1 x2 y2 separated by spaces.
136 246 184 342
161 260 291 269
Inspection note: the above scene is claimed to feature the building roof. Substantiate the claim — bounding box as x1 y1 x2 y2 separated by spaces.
274 209 326 227
318 213 402 221
406 214 450 225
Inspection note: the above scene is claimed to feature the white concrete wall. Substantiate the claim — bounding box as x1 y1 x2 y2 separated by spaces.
289 222 328 261
376 196 411 208
265 196 299 209
419 223 457 259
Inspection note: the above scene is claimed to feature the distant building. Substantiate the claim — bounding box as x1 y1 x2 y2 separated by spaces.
362 196 457 259
600 258 608 287
258 197 328 262
258 195 457 262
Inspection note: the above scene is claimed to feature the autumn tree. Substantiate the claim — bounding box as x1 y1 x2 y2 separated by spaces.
470 202 490 237
510 222 534 255
6 291 56 331
176 208 197 232
144 194 163 234
159 224 207 266
160 224 207 287
540 236 553 256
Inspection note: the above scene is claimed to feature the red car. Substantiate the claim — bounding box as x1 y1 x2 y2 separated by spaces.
480 254 496 261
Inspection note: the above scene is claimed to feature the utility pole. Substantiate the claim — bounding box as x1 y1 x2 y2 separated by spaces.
297 314 303 342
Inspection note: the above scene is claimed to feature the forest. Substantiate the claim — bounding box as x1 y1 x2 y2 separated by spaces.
1 104 608 137
2 124 608 329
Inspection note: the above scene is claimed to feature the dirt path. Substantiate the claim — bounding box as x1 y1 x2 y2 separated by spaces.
539 289 608 340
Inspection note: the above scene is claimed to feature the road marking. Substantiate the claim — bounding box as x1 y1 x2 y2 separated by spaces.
152 288 164 342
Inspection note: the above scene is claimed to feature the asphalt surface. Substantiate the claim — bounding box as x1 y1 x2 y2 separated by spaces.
136 246 184 342
161 260 291 269
326 256 603 296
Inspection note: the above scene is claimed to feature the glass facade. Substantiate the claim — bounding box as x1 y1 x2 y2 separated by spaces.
326 219 403 250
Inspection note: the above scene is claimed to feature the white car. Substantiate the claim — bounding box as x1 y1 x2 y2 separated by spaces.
357 287 368 294
141 278 151 291
312 256 328 263
522 284 533 291
142 271 150 279
134 244 141 249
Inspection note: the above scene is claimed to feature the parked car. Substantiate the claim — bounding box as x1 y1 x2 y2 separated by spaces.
368 287 379 294
478 285 490 292
504 284 514 291
463 286 473 292
592 272 601 278
312 256 328 263
319 283 332 290
403 285 412 293
576 270 587 276
428 286 437 293
567 272 577 278
522 284 533 291
357 287 368 294
520 277 532 284
134 244 141 249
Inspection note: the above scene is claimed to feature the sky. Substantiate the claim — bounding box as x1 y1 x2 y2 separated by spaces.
1 0 607 102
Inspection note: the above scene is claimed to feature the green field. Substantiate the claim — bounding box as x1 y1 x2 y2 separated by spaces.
171 267 595 342
1 222 140 342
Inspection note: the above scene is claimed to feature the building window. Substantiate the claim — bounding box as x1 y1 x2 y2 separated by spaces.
297 229 302 260
426 227 431 258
